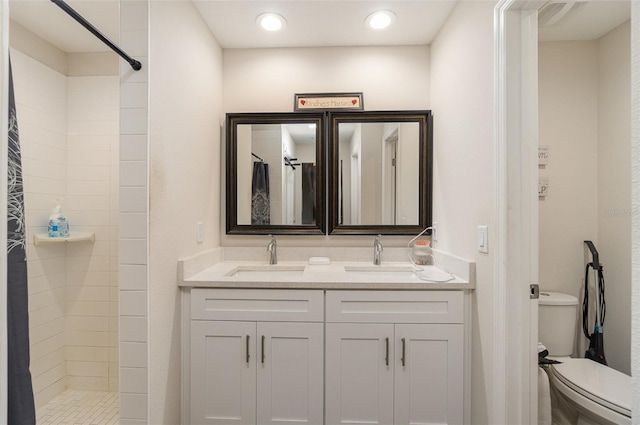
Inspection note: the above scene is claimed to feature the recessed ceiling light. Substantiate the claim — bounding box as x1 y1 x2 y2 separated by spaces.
365 10 396 31
257 13 287 32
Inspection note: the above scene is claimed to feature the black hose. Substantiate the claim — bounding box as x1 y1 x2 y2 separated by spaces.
598 268 606 327
583 263 607 339
583 263 590 339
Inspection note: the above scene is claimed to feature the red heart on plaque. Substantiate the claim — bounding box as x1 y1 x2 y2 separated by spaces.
300 100 306 105
352 99 357 105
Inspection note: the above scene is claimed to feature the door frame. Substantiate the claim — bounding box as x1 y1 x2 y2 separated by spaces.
497 2 640 423
494 1 543 423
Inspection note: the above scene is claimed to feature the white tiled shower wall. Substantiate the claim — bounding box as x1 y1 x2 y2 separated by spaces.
12 49 67 409
10 48 119 408
118 1 150 423
65 75 119 392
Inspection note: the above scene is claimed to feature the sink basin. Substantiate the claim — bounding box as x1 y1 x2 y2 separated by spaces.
225 265 306 279
344 265 419 280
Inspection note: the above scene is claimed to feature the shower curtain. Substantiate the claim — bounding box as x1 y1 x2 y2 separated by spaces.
7 58 36 425
251 161 270 225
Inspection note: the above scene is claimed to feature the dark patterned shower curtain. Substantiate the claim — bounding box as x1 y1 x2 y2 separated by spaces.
7 57 36 425
251 161 270 225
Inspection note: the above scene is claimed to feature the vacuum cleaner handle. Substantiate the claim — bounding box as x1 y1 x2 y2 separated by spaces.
584 240 601 270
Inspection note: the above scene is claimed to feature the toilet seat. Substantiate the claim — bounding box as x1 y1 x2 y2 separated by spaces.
548 358 630 423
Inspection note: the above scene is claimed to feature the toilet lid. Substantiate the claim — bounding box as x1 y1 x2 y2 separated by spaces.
552 358 631 417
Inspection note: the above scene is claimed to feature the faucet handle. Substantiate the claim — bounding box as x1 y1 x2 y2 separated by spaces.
267 235 277 264
373 234 383 265
267 235 277 251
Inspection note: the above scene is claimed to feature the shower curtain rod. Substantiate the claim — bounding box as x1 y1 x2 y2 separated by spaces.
50 0 142 71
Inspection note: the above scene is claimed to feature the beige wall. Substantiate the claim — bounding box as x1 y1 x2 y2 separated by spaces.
223 46 430 113
430 2 496 423
538 41 599 300
539 21 631 375
9 20 117 77
148 1 223 423
222 45 430 247
9 20 67 75
596 21 631 375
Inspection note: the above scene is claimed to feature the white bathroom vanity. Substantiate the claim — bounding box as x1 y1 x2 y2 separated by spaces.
178 250 475 425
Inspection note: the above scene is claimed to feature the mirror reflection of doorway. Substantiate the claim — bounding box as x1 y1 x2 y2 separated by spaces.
285 165 295 224
382 129 398 225
350 153 360 224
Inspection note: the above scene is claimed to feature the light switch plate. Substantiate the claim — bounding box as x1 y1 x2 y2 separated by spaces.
477 225 488 253
196 221 204 243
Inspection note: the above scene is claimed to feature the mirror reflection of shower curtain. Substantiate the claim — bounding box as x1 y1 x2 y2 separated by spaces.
301 163 316 224
251 161 270 225
7 58 36 425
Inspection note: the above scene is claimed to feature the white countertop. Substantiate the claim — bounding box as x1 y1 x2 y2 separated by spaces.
179 260 474 290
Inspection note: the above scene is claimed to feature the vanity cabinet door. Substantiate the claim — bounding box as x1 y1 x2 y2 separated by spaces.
257 322 324 425
393 324 464 425
325 323 394 425
191 320 257 425
190 320 323 425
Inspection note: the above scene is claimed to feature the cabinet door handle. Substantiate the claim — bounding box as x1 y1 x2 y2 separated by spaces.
401 338 406 367
385 337 389 366
261 335 265 364
246 335 250 364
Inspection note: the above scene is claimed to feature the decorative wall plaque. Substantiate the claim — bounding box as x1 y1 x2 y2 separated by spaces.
294 92 364 112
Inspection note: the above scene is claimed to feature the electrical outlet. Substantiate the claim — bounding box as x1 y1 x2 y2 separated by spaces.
431 222 438 241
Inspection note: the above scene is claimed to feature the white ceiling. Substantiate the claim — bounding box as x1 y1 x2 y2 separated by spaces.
538 1 630 42
7 0 632 54
192 1 457 49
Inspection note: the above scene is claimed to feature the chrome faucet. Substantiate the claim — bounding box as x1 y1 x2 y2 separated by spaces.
267 235 277 265
373 234 383 265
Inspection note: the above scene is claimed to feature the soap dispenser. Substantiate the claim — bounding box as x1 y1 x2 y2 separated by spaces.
58 209 69 238
48 206 59 238
48 198 69 238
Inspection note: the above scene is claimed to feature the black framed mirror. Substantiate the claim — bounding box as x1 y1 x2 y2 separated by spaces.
226 112 325 235
328 110 433 235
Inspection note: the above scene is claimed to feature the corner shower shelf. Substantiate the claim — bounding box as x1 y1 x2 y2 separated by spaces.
34 232 95 246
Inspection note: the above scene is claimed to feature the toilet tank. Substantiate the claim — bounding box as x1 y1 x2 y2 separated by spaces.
538 291 579 356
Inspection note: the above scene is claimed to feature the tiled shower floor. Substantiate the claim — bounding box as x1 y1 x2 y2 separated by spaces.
36 390 118 425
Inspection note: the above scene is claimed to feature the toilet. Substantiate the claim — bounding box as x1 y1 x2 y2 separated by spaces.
538 291 631 425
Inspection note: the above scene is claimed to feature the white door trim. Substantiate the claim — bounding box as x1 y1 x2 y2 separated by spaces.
492 5 509 423
633 3 640 419
494 1 542 424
